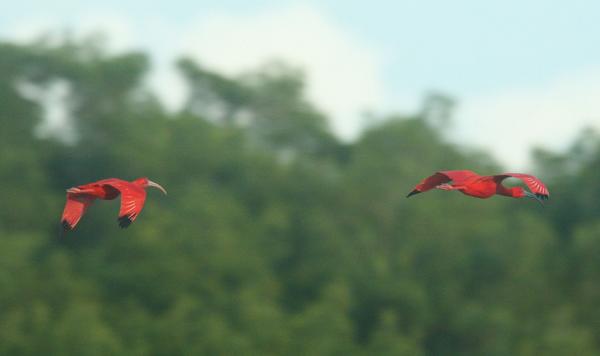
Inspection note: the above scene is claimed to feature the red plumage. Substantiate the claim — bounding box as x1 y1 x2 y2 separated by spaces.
61 177 167 231
407 170 549 203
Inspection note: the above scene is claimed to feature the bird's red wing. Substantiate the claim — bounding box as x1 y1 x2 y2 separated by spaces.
438 170 479 183
407 170 478 197
494 173 550 198
413 172 452 192
61 193 95 230
102 180 147 228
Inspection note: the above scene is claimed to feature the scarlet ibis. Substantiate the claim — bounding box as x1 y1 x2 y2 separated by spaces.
407 170 549 204
61 177 167 231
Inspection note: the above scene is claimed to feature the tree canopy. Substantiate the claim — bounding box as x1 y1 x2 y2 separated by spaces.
1 38 599 355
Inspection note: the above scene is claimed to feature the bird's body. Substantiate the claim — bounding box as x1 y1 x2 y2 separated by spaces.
61 177 167 231
407 170 549 203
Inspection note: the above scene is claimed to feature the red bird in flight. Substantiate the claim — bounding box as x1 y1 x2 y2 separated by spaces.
61 177 167 231
407 170 549 204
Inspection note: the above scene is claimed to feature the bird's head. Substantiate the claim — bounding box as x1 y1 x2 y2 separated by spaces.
134 177 167 195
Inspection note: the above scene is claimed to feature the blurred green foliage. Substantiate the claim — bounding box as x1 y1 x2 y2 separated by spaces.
0 38 599 355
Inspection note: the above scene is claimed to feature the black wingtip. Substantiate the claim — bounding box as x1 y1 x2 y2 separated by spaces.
61 220 73 232
118 216 132 229
406 190 421 198
59 220 72 237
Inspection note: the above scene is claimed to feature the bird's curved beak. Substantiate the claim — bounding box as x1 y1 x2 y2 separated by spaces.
147 180 167 195
524 191 543 206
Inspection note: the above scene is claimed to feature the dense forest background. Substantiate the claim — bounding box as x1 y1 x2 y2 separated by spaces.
1 37 600 355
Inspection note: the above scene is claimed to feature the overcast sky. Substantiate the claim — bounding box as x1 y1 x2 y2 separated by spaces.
3 1 600 169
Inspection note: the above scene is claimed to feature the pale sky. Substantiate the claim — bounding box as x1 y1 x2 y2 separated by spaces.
2 1 600 169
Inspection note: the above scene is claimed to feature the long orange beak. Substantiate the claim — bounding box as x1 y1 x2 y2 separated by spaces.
147 180 167 195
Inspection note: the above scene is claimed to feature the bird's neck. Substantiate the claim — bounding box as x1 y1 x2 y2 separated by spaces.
131 178 147 189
